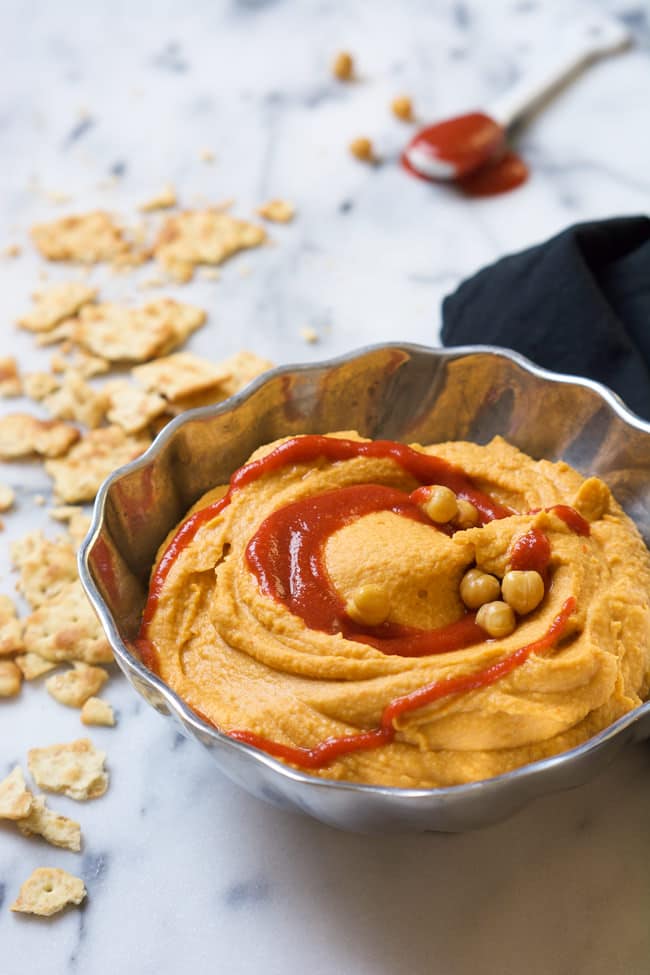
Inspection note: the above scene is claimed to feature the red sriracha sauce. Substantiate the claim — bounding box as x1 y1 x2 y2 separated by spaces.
402 111 528 196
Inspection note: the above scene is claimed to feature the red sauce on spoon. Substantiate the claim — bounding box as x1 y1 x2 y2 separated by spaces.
403 111 528 196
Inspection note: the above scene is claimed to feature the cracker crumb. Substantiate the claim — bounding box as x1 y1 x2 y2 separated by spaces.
11 867 86 916
45 190 72 205
18 281 97 334
332 51 354 81
46 662 109 708
199 148 215 163
199 267 220 281
11 530 77 608
0 414 80 460
14 652 57 680
31 210 131 264
81 696 115 727
28 738 108 801
2 243 21 258
64 298 206 363
299 326 319 344
104 379 167 434
139 183 177 212
391 94 414 121
45 426 150 504
0 594 24 656
43 370 109 429
132 351 231 402
0 659 22 697
0 357 22 397
257 199 295 223
48 506 91 545
22 578 113 663
154 208 266 282
0 484 14 512
17 795 82 852
33 494 46 506
23 371 60 401
349 137 375 163
137 274 166 290
0 767 32 820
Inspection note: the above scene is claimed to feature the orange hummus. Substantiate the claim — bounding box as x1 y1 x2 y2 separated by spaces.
142 433 650 788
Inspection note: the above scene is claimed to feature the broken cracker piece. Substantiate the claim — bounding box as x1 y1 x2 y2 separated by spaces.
81 696 115 727
48 506 91 546
11 530 77 609
0 413 79 460
22 578 113 664
0 357 22 397
28 738 108 801
0 484 14 511
69 350 110 378
104 379 167 434
0 766 33 820
45 425 150 503
46 662 109 708
11 867 86 916
67 298 206 362
0 594 24 656
14 652 57 680
0 659 22 696
139 183 177 212
154 208 266 282
132 351 230 402
18 281 97 333
17 795 81 852
23 371 60 401
166 349 275 413
213 350 274 398
31 210 130 264
43 369 109 429
257 199 295 223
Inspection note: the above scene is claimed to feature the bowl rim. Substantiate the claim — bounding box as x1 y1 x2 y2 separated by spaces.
78 341 650 800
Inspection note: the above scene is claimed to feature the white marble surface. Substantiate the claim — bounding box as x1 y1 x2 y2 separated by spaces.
2 1 650 972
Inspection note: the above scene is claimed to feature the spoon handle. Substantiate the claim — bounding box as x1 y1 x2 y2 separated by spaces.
488 14 631 130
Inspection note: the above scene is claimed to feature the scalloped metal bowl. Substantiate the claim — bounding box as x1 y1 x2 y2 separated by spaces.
79 344 650 832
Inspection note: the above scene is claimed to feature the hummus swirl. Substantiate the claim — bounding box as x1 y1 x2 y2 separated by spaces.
143 434 650 788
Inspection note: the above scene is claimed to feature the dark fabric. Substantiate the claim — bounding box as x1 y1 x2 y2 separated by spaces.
441 216 650 419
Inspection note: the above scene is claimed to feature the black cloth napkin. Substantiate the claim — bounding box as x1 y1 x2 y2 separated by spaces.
441 216 650 420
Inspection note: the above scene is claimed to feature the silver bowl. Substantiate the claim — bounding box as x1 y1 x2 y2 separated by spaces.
79 344 650 832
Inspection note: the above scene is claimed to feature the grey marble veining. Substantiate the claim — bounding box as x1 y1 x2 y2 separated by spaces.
1 1 650 972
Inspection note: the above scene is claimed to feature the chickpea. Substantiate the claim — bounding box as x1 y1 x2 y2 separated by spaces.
391 95 414 121
349 136 375 163
455 499 480 530
501 570 545 616
345 584 390 626
423 485 458 523
332 51 354 81
460 568 501 609
476 601 516 639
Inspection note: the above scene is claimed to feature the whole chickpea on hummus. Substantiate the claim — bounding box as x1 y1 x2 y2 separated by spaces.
138 433 650 789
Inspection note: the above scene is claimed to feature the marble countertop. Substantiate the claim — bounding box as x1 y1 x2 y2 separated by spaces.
2 1 650 972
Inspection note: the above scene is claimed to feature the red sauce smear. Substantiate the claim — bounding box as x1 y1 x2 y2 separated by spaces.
246 482 485 657
140 435 512 640
509 527 552 575
547 505 590 536
405 112 505 177
226 596 576 770
402 112 528 197
456 150 529 197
